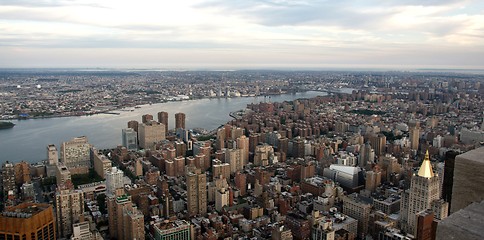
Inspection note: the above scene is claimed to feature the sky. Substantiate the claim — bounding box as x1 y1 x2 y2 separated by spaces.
0 0 483 70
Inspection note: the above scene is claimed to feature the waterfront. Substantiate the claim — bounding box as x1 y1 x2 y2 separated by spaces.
0 91 327 163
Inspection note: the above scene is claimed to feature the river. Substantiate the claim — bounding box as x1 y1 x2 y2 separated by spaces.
0 91 331 163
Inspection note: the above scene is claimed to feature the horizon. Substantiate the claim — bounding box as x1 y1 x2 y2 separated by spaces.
1 1 483 69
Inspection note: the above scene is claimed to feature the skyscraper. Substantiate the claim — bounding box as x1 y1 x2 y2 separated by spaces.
175 112 186 129
46 144 59 177
0 203 56 240
157 111 169 132
186 167 207 216
236 135 249 166
1 161 16 203
106 167 125 196
400 151 444 236
122 128 138 151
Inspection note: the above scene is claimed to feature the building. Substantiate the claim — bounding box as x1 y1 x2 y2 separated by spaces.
61 136 92 174
46 144 58 177
157 111 169 133
71 221 92 240
127 120 139 132
369 134 386 157
142 114 154 123
14 161 30 186
105 167 125 196
323 165 363 191
226 148 243 173
236 135 250 165
108 194 145 240
312 220 335 240
153 220 192 240
254 144 275 166
450 147 484 213
215 188 230 211
186 168 207 216
0 203 56 240
55 189 84 237
400 151 444 236
91 148 112 179
342 193 371 238
56 163 72 189
138 121 166 150
436 199 484 240
1 161 16 201
409 126 420 151
175 112 186 129
212 161 230 180
122 128 138 151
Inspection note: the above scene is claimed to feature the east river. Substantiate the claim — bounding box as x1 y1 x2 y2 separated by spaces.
0 91 331 163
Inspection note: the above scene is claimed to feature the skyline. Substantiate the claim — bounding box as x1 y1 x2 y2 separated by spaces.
1 0 484 69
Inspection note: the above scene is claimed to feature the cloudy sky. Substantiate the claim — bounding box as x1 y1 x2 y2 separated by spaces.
0 0 483 69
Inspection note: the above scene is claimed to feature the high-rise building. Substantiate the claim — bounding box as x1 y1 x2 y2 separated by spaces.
55 189 84 237
91 148 112 179
212 161 230 180
409 126 420 151
138 121 166 150
55 163 72 189
46 144 58 177
369 133 386 157
127 120 139 132
61 136 92 174
107 194 145 240
157 111 169 133
450 147 484 213
312 219 335 240
106 167 125 196
253 144 275 167
186 168 207 216
122 128 138 151
153 220 192 240
236 135 249 165
0 203 56 240
142 114 154 123
225 148 243 173
14 161 31 187
215 187 230 211
1 161 16 202
175 112 186 129
342 193 371 238
400 151 444 236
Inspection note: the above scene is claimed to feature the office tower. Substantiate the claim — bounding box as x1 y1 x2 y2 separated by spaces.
450 147 484 213
107 195 145 240
138 121 166 150
409 126 420 151
14 161 31 186
61 136 92 174
55 163 72 189
342 193 371 238
236 135 249 165
186 168 207 216
253 144 275 166
1 161 16 202
157 111 169 132
175 112 186 129
46 144 58 177
106 167 125 196
153 220 192 240
127 120 139 132
142 114 153 123
55 189 84 237
369 133 386 157
0 203 56 240
122 128 138 151
400 151 443 236
215 188 229 211
225 148 243 173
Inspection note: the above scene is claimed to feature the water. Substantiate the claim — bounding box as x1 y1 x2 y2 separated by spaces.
0 91 328 163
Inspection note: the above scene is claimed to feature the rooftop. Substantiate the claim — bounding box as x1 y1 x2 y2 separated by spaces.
456 146 484 164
